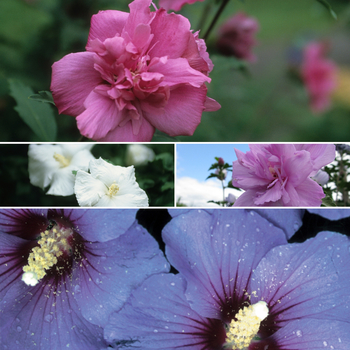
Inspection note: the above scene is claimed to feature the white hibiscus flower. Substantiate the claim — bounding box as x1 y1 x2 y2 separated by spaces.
125 144 155 166
28 144 95 196
74 158 149 207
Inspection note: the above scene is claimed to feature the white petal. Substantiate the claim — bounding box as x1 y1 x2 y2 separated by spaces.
46 167 75 196
70 149 96 170
61 143 95 159
75 170 107 206
28 144 61 189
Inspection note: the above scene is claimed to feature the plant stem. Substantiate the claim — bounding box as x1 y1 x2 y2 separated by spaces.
203 0 231 41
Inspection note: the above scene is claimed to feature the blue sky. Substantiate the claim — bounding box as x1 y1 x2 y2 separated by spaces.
176 144 250 181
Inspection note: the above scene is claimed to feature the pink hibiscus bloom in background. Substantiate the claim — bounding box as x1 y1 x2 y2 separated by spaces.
232 144 335 207
301 41 337 114
159 0 204 12
51 0 220 142
216 12 259 62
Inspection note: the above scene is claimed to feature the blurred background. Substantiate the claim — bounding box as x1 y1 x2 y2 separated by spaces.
1 0 350 141
0 143 174 206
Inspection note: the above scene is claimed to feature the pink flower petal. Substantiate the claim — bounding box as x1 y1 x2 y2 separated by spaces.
294 178 325 206
204 97 221 111
150 57 210 87
51 52 102 116
149 9 191 59
76 91 123 140
98 118 155 141
159 0 204 12
124 0 154 42
143 85 206 136
87 10 129 48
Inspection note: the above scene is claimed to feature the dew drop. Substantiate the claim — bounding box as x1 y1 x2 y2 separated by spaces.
296 330 302 337
16 326 22 333
256 228 260 232
15 318 20 323
74 285 81 294
153 329 158 333
95 278 101 284
44 314 53 323
323 341 328 347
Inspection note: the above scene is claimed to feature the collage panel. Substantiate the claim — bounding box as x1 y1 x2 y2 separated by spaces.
1 208 350 349
0 143 174 207
176 143 350 207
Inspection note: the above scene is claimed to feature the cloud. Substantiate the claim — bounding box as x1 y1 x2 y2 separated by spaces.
176 177 241 207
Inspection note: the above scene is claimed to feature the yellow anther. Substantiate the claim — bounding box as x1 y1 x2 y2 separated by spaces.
22 224 73 286
225 301 268 350
53 153 70 168
107 183 120 197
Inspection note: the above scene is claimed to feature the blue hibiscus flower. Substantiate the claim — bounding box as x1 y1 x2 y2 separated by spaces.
0 209 169 350
105 209 350 349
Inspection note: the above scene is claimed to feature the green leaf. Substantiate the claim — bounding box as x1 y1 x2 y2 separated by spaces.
29 91 55 105
8 79 57 141
161 182 174 191
316 0 337 19
206 173 218 180
152 130 179 141
321 195 337 207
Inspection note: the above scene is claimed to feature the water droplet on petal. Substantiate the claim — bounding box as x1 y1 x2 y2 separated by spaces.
74 285 81 294
44 314 53 323
154 329 158 333
296 330 302 337
323 341 328 347
16 326 22 333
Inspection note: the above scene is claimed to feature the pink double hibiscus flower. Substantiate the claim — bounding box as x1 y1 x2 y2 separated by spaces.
51 0 220 141
232 144 335 207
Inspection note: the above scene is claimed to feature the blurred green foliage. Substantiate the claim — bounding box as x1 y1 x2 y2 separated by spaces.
0 143 174 206
0 0 350 141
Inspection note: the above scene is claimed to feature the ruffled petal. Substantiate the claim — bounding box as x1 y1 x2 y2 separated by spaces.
28 144 62 189
74 171 108 207
98 117 155 141
51 52 102 116
149 9 191 59
143 84 207 136
87 10 129 47
46 166 76 196
293 178 325 206
150 57 210 88
76 91 123 140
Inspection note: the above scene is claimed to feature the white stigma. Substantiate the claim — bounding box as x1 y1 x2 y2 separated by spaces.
22 271 39 286
251 301 269 320
225 300 269 350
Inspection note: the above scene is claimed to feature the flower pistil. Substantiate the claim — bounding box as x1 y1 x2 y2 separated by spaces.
107 183 120 197
224 301 269 350
53 152 70 168
22 222 74 286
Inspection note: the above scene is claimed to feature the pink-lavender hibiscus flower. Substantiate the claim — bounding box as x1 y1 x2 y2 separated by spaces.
51 0 220 142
